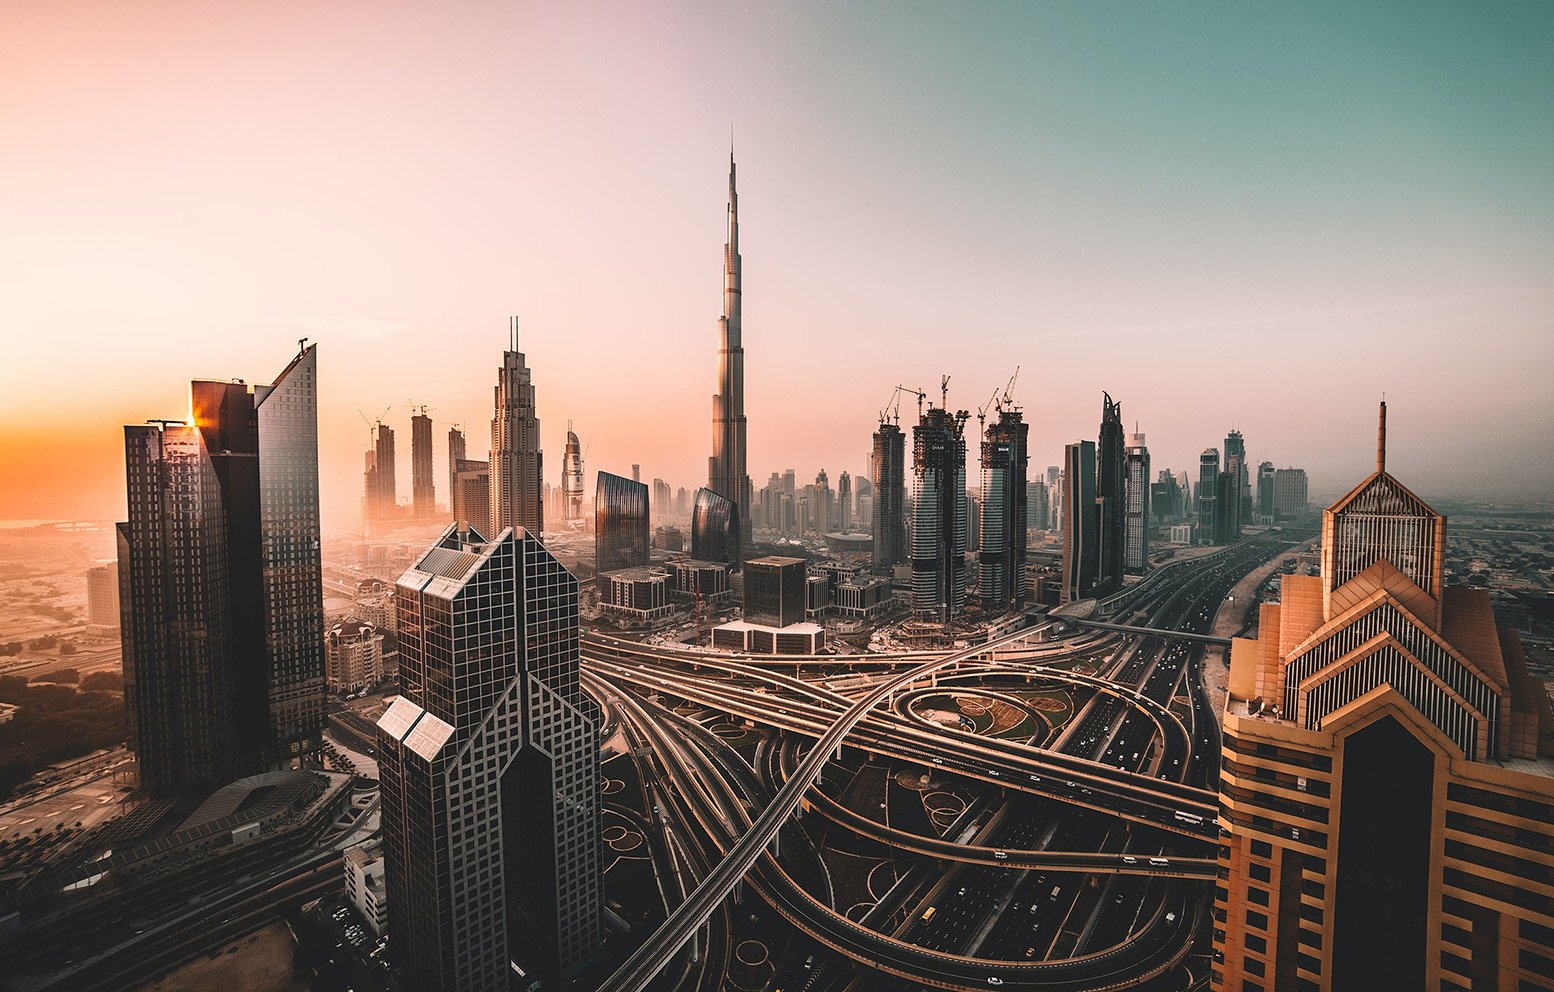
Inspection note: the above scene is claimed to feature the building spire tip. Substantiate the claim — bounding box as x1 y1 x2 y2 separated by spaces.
1377 398 1388 474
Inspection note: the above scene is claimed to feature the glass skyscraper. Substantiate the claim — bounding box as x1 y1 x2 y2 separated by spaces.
594 471 649 573
378 523 601 992
1060 439 1097 603
871 420 907 572
118 344 326 793
910 406 968 623
691 487 741 565
978 407 1028 614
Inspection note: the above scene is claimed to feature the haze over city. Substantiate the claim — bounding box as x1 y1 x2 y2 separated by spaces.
3 0 1553 529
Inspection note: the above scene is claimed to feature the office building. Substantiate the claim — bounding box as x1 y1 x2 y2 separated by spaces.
490 317 543 537
1274 467 1309 521
600 567 672 622
411 410 434 517
354 579 397 633
1198 448 1221 546
708 150 753 546
364 422 396 521
910 405 969 623
595 471 649 573
345 840 389 937
712 619 825 655
1256 460 1276 523
86 562 119 629
652 525 684 553
561 426 584 523
871 420 907 572
1214 404 1554 992
325 619 385 692
378 523 601 992
835 574 892 619
652 479 671 522
691 487 740 565
815 469 834 535
1095 393 1126 596
1124 432 1151 575
744 556 807 628
838 470 852 531
1152 468 1184 523
978 407 1028 614
667 559 731 604
119 344 325 795
447 426 466 511
1060 440 1098 603
1224 428 1249 538
452 459 491 533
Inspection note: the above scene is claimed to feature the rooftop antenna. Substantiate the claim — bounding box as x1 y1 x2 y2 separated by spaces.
298 337 309 355
509 315 519 352
1377 397 1387 474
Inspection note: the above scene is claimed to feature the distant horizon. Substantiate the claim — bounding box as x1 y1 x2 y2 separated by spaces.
4 2 1551 526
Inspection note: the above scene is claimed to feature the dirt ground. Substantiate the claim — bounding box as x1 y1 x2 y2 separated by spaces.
135 921 307 992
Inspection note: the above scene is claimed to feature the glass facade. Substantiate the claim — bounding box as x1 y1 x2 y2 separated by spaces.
491 317 544 537
744 556 806 628
691 487 741 565
380 524 601 992
871 421 906 572
910 407 968 622
1060 440 1097 602
595 471 649 573
978 408 1028 614
1096 393 1126 596
1124 433 1151 574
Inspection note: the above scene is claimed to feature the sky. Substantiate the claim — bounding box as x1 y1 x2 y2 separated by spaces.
2 1 1552 530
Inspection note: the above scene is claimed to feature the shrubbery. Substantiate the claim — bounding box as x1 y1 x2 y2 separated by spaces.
0 676 126 801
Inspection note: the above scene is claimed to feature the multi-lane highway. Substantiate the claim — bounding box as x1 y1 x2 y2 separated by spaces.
586 530 1297 992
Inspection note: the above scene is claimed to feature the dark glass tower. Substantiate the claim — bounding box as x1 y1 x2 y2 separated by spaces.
1060 439 1097 602
1198 448 1221 545
708 151 753 545
119 422 238 795
691 487 740 565
870 420 907 572
119 345 326 793
744 555 806 627
910 405 969 623
378 523 601 992
1095 392 1126 596
594 471 649 573
491 316 543 537
978 407 1028 614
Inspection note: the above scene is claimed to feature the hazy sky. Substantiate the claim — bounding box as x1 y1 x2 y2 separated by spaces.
3 1 1552 528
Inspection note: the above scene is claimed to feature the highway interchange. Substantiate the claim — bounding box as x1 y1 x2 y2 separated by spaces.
586 533 1297 992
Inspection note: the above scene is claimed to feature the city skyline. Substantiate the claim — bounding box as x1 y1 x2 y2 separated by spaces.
4 2 1554 527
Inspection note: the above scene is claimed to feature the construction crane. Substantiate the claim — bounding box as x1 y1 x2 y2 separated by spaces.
996 366 1021 414
940 374 951 411
405 401 434 418
883 384 928 424
356 406 391 439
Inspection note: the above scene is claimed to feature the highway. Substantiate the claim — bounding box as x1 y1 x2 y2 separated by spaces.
587 530 1296 991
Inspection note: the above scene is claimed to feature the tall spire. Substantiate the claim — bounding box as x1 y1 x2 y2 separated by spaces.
709 144 751 551
509 315 519 352
1377 398 1387 474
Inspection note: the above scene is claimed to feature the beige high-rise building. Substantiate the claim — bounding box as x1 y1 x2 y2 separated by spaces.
1214 404 1554 992
86 562 119 630
324 619 384 691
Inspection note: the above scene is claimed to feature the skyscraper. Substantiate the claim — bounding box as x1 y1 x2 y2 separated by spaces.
364 422 396 521
86 562 119 628
837 470 852 531
1274 467 1309 520
411 410 434 517
871 420 907 572
1255 459 1274 521
1060 440 1097 603
978 406 1028 614
447 426 466 513
119 345 325 794
491 317 543 537
595 471 649 573
561 425 584 522
708 150 753 546
1124 431 1151 574
379 523 601 992
1095 392 1126 596
1224 428 1248 539
652 478 672 523
1213 404 1554 992
691 487 740 565
1198 448 1221 545
452 458 491 534
910 405 969 623
815 469 833 534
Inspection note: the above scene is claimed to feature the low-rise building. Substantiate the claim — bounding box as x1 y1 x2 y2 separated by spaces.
711 619 825 655
325 620 385 692
600 567 673 622
344 839 388 936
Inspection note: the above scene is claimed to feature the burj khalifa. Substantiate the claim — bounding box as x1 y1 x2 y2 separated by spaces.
708 150 752 544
